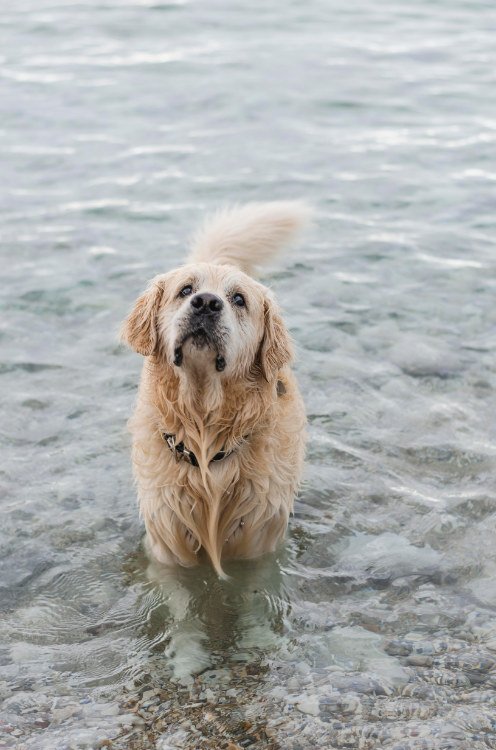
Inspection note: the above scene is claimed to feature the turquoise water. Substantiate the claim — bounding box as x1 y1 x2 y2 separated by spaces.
1 1 496 748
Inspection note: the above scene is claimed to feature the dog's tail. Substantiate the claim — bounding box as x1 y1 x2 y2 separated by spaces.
188 201 312 276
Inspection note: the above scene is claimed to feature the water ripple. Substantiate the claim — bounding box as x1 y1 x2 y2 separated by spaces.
2 0 496 747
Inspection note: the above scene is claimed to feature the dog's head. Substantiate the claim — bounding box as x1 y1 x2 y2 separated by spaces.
121 263 293 382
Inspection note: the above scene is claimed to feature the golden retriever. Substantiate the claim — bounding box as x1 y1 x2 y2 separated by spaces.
121 202 309 577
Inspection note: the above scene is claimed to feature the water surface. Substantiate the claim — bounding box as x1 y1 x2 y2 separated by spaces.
1 0 496 748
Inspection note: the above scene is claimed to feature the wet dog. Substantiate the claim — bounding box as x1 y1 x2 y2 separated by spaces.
121 202 309 577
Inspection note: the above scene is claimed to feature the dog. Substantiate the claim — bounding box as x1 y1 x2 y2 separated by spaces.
121 202 309 578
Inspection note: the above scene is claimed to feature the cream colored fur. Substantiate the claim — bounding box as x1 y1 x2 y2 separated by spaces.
121 201 309 577
190 200 311 275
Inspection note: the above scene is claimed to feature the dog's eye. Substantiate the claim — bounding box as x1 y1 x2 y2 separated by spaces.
232 293 245 307
179 285 193 297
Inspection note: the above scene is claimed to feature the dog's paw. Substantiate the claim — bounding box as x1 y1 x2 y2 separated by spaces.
166 622 213 685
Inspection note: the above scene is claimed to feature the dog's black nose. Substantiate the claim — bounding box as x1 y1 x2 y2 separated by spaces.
190 293 223 315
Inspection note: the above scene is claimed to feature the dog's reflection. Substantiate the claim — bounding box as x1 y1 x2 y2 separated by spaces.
134 545 290 683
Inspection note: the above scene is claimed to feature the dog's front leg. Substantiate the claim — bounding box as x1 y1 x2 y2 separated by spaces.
145 556 212 684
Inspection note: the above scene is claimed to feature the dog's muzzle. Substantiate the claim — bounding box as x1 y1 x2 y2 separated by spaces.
173 300 226 371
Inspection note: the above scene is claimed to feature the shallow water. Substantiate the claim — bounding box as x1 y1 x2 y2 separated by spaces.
1 0 496 747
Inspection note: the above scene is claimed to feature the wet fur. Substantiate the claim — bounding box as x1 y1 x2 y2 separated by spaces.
121 202 309 577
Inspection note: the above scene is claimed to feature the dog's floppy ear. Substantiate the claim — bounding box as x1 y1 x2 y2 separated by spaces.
258 294 294 382
121 277 165 356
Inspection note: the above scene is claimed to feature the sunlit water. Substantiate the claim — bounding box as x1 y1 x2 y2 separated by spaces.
1 0 496 748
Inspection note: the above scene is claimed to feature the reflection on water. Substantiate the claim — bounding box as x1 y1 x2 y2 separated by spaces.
2 0 496 747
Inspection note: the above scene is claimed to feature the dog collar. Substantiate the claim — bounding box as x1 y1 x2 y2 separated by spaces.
160 379 285 468
162 433 233 467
